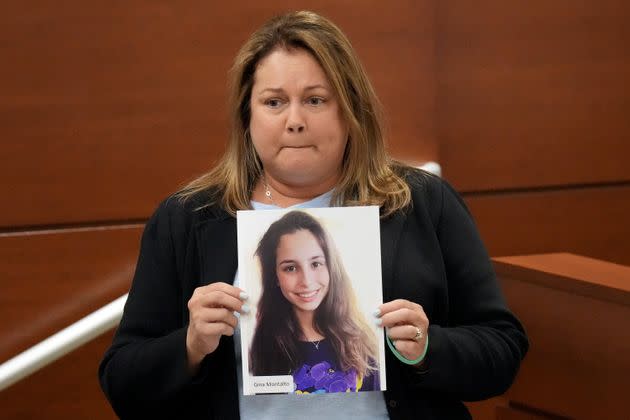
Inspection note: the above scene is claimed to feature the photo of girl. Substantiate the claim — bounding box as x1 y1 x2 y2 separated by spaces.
244 210 382 394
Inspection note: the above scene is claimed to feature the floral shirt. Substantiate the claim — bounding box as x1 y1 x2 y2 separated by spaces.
293 339 379 394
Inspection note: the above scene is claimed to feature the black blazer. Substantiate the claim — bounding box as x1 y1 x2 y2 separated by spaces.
99 169 528 419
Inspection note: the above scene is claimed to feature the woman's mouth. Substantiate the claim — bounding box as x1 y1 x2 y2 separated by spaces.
295 289 320 302
282 145 314 150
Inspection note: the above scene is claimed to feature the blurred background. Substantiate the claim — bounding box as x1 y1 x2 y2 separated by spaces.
1 1 629 418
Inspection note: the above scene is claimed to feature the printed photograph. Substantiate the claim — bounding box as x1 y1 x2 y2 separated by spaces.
237 206 386 395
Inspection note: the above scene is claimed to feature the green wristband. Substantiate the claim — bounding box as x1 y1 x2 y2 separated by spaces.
386 333 429 365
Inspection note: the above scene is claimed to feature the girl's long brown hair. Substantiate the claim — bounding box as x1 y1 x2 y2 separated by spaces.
249 211 378 378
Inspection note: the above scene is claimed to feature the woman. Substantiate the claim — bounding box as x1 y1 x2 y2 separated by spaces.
99 10 528 419
249 210 379 393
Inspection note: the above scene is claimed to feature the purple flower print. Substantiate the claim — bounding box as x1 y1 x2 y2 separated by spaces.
310 362 331 381
328 379 348 393
294 364 315 389
292 361 358 393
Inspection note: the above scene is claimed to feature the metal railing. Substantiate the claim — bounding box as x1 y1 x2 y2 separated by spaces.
0 294 128 391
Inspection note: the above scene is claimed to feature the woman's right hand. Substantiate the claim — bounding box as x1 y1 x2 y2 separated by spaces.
185 282 249 373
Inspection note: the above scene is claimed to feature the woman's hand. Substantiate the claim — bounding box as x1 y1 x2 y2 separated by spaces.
186 282 249 373
377 299 429 365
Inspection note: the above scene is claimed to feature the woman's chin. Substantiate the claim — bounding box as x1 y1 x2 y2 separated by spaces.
270 163 338 188
292 298 323 313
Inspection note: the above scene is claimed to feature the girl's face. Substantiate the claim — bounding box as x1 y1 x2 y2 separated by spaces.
275 229 330 314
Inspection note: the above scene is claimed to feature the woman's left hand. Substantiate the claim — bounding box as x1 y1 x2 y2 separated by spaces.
377 299 429 365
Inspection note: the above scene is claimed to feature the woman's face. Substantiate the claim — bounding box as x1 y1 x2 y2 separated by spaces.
275 229 330 314
249 47 349 188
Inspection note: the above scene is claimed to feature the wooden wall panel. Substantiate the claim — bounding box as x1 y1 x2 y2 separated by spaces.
0 330 117 420
0 0 436 228
496 255 630 419
463 185 630 266
466 397 509 420
436 0 630 191
0 226 142 361
495 405 552 420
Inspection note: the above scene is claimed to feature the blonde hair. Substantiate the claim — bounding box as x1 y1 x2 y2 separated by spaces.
178 10 410 216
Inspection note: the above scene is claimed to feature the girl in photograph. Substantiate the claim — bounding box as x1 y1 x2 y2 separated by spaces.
249 210 379 393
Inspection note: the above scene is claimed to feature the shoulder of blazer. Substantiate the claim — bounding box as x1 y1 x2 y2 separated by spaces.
391 164 444 227
150 190 234 241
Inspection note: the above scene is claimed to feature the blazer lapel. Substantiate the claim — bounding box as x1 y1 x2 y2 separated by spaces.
379 211 406 302
195 215 238 286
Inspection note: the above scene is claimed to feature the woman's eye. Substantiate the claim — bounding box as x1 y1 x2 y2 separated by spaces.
283 265 296 272
265 99 283 108
307 97 325 106
312 261 324 268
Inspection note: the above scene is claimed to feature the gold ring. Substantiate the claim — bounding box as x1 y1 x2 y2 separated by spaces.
413 326 423 341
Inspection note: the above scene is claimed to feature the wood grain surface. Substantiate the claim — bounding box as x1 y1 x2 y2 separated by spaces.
0 226 142 362
437 0 630 191
463 184 630 266
496 255 630 419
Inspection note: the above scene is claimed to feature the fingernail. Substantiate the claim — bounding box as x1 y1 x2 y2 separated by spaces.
239 291 249 301
241 304 250 314
374 318 382 327
372 308 381 317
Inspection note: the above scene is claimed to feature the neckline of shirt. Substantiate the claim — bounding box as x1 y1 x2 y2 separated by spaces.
250 189 334 210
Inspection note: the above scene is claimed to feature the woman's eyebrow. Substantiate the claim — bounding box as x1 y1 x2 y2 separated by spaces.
277 254 325 265
258 87 284 95
257 84 329 96
303 84 328 92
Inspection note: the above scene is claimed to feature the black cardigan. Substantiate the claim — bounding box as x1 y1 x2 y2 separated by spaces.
99 169 528 419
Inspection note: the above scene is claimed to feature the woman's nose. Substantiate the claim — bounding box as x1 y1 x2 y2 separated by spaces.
286 104 305 133
287 122 305 133
298 269 315 286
